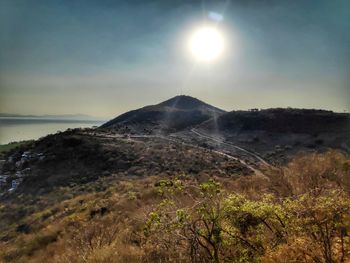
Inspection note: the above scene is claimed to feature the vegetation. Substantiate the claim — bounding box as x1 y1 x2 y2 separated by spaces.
0 150 349 262
0 141 33 156
144 180 350 263
0 132 250 193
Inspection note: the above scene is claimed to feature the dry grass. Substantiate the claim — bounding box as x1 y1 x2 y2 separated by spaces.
0 150 349 262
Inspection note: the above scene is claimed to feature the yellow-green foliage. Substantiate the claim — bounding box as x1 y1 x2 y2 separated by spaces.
144 182 350 263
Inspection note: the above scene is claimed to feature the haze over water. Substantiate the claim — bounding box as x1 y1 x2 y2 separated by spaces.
0 118 104 144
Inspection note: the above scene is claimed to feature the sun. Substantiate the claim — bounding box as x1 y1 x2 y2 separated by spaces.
188 26 225 62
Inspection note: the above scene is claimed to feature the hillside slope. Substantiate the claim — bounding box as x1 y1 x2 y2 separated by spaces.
199 108 350 134
0 129 250 196
196 108 350 162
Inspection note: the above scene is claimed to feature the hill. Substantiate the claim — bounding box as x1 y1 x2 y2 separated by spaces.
199 108 350 134
101 95 225 134
0 129 250 195
196 108 350 163
0 138 349 262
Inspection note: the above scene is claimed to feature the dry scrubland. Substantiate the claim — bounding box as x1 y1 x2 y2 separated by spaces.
0 148 349 263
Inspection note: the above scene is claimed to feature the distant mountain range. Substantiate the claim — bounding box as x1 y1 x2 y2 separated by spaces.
0 113 106 121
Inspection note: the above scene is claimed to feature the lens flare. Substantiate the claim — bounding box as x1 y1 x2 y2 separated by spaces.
188 26 224 62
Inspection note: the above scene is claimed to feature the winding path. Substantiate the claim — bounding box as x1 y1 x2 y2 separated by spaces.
87 131 269 177
190 128 271 167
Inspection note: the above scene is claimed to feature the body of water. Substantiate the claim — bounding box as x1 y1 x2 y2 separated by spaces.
0 118 105 145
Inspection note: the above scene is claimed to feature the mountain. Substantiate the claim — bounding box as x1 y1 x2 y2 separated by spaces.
101 95 226 133
101 98 350 159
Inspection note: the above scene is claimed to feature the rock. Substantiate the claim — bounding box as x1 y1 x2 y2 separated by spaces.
0 160 5 169
102 170 111 176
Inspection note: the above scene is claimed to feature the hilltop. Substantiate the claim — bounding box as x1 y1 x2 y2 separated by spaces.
101 95 225 133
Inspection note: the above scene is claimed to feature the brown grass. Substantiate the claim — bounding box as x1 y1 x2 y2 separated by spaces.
0 150 349 262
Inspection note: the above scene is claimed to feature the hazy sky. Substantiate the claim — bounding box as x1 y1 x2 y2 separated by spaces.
1 0 349 117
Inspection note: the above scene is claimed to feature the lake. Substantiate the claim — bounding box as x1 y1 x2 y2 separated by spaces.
0 118 105 145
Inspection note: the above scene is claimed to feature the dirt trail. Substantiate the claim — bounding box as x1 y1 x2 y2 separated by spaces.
190 128 271 166
189 129 272 179
86 131 269 178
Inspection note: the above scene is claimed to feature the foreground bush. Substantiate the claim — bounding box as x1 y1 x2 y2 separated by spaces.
143 179 350 263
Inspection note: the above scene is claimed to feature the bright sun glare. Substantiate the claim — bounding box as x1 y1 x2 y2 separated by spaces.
188 26 225 62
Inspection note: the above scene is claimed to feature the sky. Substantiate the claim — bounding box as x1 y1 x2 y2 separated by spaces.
1 0 349 118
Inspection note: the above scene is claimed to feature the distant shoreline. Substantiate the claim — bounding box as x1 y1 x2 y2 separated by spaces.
0 117 105 123
0 118 104 145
